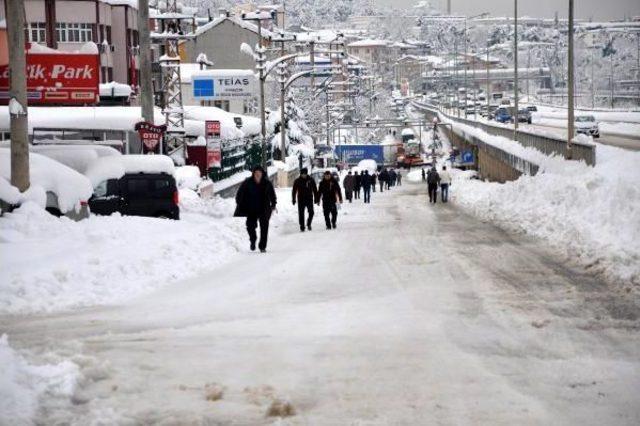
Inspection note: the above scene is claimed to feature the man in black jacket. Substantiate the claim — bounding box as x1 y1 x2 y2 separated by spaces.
317 171 343 229
353 171 362 199
234 165 277 252
427 167 440 204
361 170 372 203
292 167 318 232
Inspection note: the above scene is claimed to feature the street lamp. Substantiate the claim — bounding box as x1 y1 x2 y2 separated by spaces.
242 10 276 168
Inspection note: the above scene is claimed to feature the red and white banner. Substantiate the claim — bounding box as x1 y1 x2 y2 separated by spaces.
206 120 222 168
0 46 99 105
135 121 166 154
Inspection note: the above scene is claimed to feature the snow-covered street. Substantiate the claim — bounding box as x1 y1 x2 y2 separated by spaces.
2 182 638 425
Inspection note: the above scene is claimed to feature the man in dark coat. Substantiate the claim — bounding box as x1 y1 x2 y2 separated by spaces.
378 168 388 192
361 170 372 203
317 170 343 229
371 172 377 192
353 171 362 199
427 167 440 204
388 169 396 189
421 168 426 182
343 171 355 203
292 167 318 232
234 165 277 252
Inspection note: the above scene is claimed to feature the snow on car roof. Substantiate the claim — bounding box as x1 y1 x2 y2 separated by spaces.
31 145 121 174
84 155 175 187
0 148 93 213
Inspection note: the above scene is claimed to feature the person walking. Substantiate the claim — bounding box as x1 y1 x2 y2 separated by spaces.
354 171 362 200
396 170 402 186
371 171 377 192
343 171 355 203
234 165 277 252
387 169 395 190
379 168 388 192
439 165 452 203
292 167 318 232
317 170 343 229
421 168 426 182
362 170 372 203
426 166 440 204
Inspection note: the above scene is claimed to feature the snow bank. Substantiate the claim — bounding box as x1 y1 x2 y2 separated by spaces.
0 188 295 314
0 149 93 213
84 155 174 187
99 81 132 98
0 334 79 423
451 144 640 286
175 165 202 190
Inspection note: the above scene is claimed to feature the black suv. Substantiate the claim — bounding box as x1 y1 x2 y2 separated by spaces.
89 173 180 219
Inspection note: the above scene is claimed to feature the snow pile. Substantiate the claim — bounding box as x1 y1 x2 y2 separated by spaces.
175 166 202 190
0 149 93 212
99 81 132 98
84 155 175 187
357 159 378 173
0 188 295 314
452 144 640 286
30 145 121 174
0 334 79 423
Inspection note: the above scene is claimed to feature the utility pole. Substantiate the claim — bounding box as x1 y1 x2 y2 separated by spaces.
257 22 267 168
309 40 315 93
463 23 468 119
487 41 491 117
591 45 595 108
6 0 30 191
513 0 519 141
454 37 459 117
447 0 451 15
138 0 154 123
567 0 574 158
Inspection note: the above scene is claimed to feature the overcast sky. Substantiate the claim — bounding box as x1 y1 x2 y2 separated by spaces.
378 0 640 20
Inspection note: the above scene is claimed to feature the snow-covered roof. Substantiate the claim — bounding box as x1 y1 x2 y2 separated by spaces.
28 145 121 174
100 0 138 9
0 148 93 212
84 155 175 187
193 15 274 39
27 41 98 55
347 39 389 48
99 81 132 98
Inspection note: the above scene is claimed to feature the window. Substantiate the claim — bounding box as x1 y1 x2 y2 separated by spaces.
125 179 149 196
56 23 93 43
26 22 46 43
94 181 108 198
213 100 230 111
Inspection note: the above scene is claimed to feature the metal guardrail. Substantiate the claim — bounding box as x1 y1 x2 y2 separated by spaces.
412 101 596 166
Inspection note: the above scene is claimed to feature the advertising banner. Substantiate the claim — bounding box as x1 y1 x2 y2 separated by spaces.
0 47 100 105
192 70 256 100
206 120 222 168
135 122 166 154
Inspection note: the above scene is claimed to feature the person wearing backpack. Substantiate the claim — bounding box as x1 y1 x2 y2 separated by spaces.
292 168 318 232
317 171 343 229
439 166 452 203
426 167 440 204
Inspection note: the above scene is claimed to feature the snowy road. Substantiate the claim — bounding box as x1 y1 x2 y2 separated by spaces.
2 182 639 425
520 122 640 151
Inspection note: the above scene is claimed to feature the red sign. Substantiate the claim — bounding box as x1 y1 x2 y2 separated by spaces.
0 49 99 105
206 120 221 137
135 122 167 154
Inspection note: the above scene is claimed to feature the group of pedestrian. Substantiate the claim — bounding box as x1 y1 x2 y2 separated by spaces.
375 168 402 192
424 165 452 204
290 167 344 232
234 165 407 252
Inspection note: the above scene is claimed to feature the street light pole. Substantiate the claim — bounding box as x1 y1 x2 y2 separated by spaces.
567 0 574 158
513 0 519 141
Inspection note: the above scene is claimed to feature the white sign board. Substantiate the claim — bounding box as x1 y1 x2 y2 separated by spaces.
192 70 257 100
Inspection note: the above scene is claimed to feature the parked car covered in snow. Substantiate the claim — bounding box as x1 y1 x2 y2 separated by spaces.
575 115 600 138
0 148 92 220
84 155 180 219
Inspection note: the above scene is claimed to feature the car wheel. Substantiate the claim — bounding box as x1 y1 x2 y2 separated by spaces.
45 207 62 217
594 134 600 138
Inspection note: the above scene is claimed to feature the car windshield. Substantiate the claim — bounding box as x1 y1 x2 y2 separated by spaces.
576 116 595 122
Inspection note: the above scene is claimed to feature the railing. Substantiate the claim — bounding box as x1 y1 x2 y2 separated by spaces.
412 101 596 166
208 137 272 182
